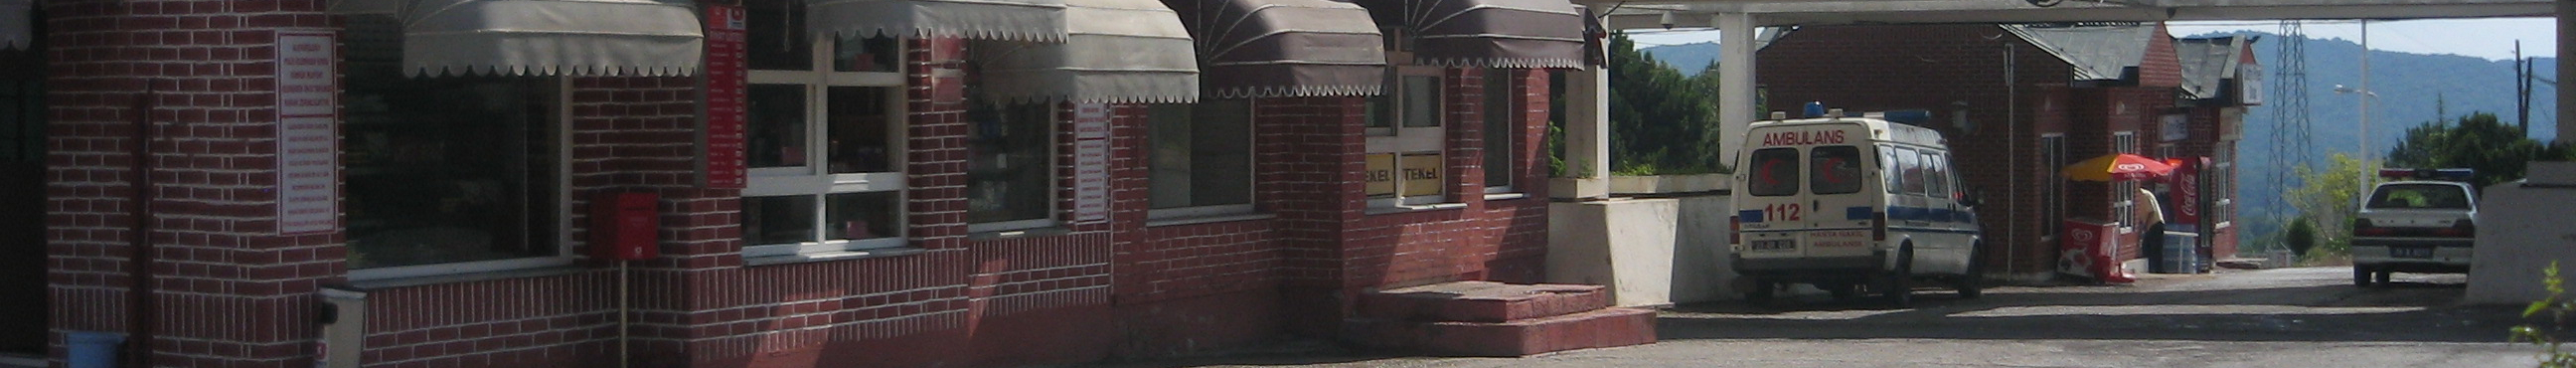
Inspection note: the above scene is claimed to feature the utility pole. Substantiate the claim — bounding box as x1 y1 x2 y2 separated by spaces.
2360 20 2372 161
2517 41 2533 134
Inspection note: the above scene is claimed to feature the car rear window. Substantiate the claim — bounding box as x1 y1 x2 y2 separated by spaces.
1748 148 1800 197
2367 184 2473 210
1811 146 1863 194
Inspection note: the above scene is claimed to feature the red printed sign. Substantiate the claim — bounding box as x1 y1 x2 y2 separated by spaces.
2170 157 2205 226
1072 103 1110 222
276 32 338 235
699 5 748 189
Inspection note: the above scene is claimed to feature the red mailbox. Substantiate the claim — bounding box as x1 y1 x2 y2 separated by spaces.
589 191 661 261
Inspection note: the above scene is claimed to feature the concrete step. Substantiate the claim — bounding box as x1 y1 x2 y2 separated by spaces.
1346 307 1658 357
1357 281 1608 323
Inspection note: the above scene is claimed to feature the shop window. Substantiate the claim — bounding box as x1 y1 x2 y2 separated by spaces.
1365 67 1447 207
740 2 907 258
964 98 1057 231
341 15 566 278
1482 69 1516 193
1147 100 1254 219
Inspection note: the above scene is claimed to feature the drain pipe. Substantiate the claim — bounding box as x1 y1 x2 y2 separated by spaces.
123 85 159 368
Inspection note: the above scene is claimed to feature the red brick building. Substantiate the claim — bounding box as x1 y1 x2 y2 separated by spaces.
1755 23 2247 281
2 0 1587 367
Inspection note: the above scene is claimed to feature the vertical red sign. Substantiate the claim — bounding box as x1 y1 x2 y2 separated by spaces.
699 5 748 189
2170 157 2204 227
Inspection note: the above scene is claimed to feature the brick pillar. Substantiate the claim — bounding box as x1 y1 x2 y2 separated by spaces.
1270 96 1368 337
44 2 342 367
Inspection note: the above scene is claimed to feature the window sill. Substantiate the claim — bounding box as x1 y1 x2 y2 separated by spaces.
743 247 928 267
1483 192 1530 201
348 265 587 289
1366 202 1467 216
968 227 1072 241
1147 213 1276 228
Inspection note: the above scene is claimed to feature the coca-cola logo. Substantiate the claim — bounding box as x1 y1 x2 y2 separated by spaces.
2116 163 2148 172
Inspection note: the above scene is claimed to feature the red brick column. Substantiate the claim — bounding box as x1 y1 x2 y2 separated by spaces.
44 2 342 367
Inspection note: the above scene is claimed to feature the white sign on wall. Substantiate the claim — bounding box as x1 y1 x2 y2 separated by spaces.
1071 103 1110 222
276 32 339 235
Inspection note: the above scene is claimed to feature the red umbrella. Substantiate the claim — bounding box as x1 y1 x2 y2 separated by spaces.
2064 153 2174 181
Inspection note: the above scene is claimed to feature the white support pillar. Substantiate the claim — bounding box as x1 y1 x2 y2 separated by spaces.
1715 12 1757 165
1554 63 1614 200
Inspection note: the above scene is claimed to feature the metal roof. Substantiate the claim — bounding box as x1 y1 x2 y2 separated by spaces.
2173 35 2252 100
2003 23 2161 82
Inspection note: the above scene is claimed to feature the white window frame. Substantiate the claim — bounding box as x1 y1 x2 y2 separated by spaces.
1146 100 1258 220
1367 65 1449 208
741 30 910 258
2113 131 2139 234
351 77 577 281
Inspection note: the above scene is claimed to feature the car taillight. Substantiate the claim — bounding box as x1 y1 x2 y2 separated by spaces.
2439 219 2476 238
1872 212 1888 242
1729 216 1742 245
2354 218 2393 237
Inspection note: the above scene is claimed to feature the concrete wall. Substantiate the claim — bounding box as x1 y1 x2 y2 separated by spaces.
1545 194 1734 307
2467 162 2576 304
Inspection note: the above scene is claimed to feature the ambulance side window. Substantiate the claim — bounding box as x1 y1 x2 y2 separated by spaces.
1895 147 1925 195
1747 148 1801 197
1812 146 1863 195
1922 151 1949 198
1881 145 1903 194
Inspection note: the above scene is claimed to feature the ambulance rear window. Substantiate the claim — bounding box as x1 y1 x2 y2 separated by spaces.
1811 146 1862 194
1748 148 1800 196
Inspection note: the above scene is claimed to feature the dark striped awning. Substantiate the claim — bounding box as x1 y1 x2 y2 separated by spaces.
1378 0 1583 69
979 0 1199 103
329 0 707 77
809 0 1067 42
1166 0 1386 98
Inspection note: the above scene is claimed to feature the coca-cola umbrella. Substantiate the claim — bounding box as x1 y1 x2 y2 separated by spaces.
2064 153 2174 181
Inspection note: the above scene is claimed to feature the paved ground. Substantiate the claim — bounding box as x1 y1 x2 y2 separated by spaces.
1084 267 2560 368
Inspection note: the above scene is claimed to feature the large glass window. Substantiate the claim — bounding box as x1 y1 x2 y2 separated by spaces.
1810 146 1862 195
341 15 564 276
740 2 906 257
1745 148 1799 197
1482 69 1516 192
1148 100 1254 218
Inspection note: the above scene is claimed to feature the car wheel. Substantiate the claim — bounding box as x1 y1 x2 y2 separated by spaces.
2375 271 2393 286
2352 266 2374 287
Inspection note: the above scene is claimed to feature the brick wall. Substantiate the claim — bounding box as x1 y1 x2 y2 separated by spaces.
44 1 343 367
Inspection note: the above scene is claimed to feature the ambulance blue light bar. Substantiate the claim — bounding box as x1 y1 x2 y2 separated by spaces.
2378 168 2474 181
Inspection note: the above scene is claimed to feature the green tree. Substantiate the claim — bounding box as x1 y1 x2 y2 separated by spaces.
2384 112 2569 188
1604 33 1726 174
2284 153 2376 259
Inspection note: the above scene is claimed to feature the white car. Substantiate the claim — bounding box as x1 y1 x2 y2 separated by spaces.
2349 169 2479 287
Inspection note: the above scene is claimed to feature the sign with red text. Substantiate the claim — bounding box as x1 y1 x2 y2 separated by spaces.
276 32 339 235
698 5 748 189
1071 103 1110 222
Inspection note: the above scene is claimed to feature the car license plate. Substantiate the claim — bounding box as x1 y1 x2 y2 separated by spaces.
2390 247 2434 259
1751 240 1796 251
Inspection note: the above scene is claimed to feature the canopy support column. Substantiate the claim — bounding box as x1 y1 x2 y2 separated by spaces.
1716 11 1756 165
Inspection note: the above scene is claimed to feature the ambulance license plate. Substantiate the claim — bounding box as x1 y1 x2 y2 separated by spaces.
1751 240 1796 251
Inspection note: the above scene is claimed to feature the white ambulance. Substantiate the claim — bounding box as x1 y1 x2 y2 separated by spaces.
1729 110 1984 307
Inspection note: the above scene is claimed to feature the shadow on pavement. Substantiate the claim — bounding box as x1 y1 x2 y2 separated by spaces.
1656 279 2536 344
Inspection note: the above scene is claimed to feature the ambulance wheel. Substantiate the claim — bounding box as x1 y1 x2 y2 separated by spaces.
2352 266 2374 287
1958 260 1985 299
1745 277 1776 303
1885 247 1915 308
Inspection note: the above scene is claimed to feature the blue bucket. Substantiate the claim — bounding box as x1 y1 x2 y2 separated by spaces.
64 331 125 368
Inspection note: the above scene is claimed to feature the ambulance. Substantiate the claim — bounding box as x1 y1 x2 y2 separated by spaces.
1729 109 1984 307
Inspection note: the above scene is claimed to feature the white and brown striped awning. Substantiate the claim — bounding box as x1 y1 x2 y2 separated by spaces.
1167 0 1386 98
978 0 1199 103
809 0 1067 41
1373 0 1584 69
330 0 706 77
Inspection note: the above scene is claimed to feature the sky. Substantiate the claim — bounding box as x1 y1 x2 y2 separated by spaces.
1626 17 2559 62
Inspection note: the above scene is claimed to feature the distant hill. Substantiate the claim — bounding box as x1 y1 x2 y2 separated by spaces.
1641 30 2560 244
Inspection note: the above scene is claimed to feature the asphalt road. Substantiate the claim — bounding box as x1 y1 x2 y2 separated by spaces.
1086 267 2559 368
